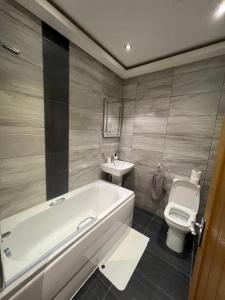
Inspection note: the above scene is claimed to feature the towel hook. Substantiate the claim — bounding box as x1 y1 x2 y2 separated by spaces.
157 163 165 171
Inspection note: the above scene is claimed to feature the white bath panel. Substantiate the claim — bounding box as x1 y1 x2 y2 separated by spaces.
99 227 149 291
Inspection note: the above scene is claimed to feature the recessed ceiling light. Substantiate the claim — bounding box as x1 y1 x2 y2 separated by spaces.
125 43 132 51
214 1 225 18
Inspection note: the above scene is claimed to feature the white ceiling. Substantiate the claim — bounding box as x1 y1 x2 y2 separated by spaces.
50 0 225 68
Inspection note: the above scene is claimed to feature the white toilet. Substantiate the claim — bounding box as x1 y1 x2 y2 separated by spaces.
164 178 200 253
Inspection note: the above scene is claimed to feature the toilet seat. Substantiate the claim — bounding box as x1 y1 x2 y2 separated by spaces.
164 202 196 229
164 178 200 253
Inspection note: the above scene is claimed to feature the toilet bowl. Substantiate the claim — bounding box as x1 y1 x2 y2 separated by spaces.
164 178 200 253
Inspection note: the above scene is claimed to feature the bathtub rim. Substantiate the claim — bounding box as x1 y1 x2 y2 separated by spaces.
1 180 133 234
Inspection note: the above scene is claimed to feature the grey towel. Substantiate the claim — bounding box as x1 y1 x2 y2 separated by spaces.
150 168 165 201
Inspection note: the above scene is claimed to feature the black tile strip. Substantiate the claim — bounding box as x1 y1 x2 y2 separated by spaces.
42 22 69 50
42 22 69 199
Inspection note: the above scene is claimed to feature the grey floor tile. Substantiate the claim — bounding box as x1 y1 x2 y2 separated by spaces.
104 274 173 300
136 251 189 300
145 231 192 277
95 269 112 288
145 216 168 241
74 209 191 300
73 271 110 300
132 207 154 229
131 223 145 233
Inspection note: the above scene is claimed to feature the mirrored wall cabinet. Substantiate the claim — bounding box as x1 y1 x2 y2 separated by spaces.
103 100 122 137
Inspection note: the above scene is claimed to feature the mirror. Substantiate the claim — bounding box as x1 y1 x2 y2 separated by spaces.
103 100 122 137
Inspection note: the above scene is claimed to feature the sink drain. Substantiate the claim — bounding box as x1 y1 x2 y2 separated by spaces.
101 264 105 269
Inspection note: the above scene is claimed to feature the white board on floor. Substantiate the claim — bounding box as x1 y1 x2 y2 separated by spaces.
99 227 149 291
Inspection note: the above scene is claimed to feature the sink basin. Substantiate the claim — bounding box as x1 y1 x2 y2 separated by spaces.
101 160 134 185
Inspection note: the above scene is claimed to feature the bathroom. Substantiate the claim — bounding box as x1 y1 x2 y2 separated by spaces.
0 0 225 299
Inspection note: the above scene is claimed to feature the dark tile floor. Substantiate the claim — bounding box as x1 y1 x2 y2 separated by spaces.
73 207 194 300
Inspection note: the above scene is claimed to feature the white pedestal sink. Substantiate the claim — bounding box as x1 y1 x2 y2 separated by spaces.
101 160 134 186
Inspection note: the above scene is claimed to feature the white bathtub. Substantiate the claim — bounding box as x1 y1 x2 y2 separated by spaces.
0 180 134 300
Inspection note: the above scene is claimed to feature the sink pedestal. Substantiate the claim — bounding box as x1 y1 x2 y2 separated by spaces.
112 175 123 186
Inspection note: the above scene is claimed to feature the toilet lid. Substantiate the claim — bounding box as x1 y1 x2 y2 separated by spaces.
168 180 200 213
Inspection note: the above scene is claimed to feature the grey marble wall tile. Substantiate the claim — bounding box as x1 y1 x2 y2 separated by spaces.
165 135 212 159
70 44 103 94
0 50 43 98
135 97 170 117
199 180 211 217
0 8 42 67
70 149 100 172
137 68 174 83
134 191 146 209
211 116 224 151
0 1 45 219
132 165 154 192
70 81 103 112
218 92 225 117
205 151 216 182
0 90 44 127
123 81 137 100
222 80 225 91
131 148 163 169
103 83 122 99
133 180 166 217
172 67 225 96
0 0 41 33
125 165 165 217
0 178 46 220
0 154 45 189
137 77 172 100
70 106 102 131
124 167 166 217
100 137 119 157
70 44 103 81
163 152 207 180
122 100 136 118
132 133 165 152
102 64 123 86
121 56 225 218
166 116 216 138
169 92 220 116
69 165 100 191
118 147 132 162
144 192 167 218
134 116 167 134
121 117 134 133
119 132 133 148
68 43 122 195
0 126 45 158
174 56 225 75
69 129 100 151
102 65 123 98
205 116 224 181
